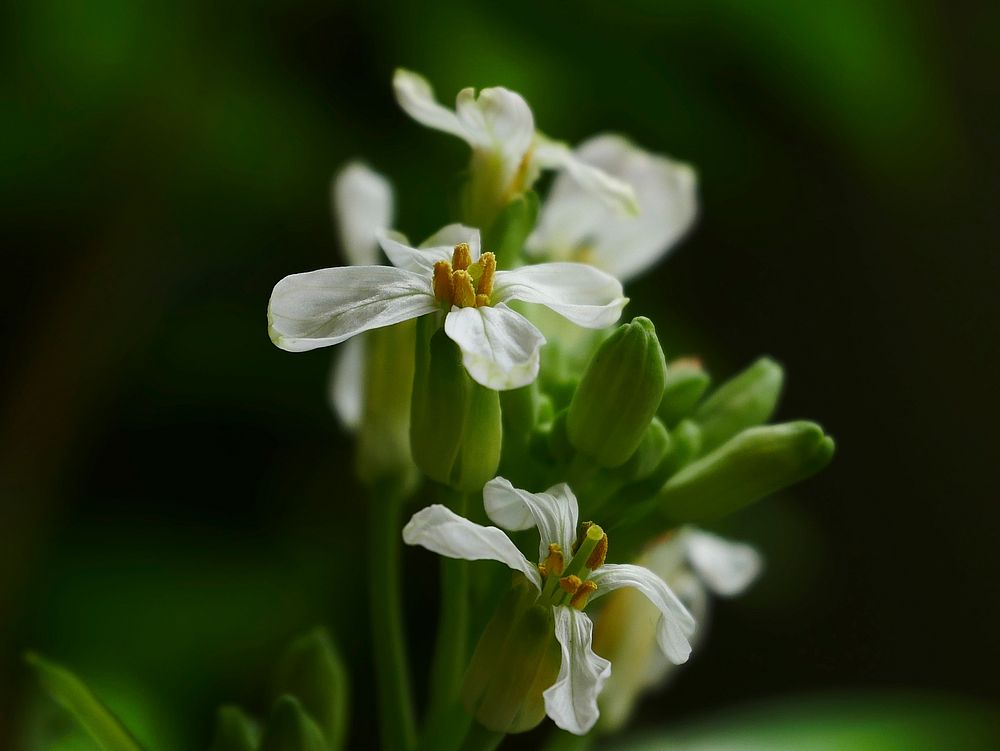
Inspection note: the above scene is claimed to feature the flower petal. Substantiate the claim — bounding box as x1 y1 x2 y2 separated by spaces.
377 229 454 274
327 333 365 429
683 528 763 597
331 162 393 267
534 137 638 216
456 86 535 167
443 304 545 390
393 69 470 143
268 265 436 352
483 477 579 560
419 224 481 260
543 607 611 735
493 264 627 329
590 563 696 665
402 504 541 590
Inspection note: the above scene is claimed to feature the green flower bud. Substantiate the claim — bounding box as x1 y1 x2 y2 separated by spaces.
260 696 328 751
411 318 502 492
614 417 672 483
210 706 261 751
356 321 419 490
658 358 711 427
657 421 835 523
462 576 561 734
273 628 349 751
568 317 667 467
692 357 784 453
484 191 539 269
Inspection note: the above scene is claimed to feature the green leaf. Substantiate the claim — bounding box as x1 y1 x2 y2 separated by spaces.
209 705 261 751
24 652 146 751
259 697 329 751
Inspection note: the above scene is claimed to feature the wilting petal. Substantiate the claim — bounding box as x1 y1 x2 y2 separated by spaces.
443 304 545 390
331 162 393 267
534 138 638 217
456 86 535 167
590 563 696 665
402 504 541 589
528 135 697 282
328 333 366 429
493 264 627 329
683 528 763 597
543 607 611 735
268 265 436 352
393 69 470 143
419 224 481 260
483 477 579 559
377 230 455 274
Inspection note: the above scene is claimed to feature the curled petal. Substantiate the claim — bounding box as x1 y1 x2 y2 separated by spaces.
543 607 611 735
534 138 638 216
493 264 627 329
443 304 545 390
331 162 393 267
402 504 541 590
393 69 469 143
456 86 535 165
483 477 579 560
418 224 482 260
590 563 696 665
378 230 454 274
268 266 436 352
683 528 763 597
328 333 366 429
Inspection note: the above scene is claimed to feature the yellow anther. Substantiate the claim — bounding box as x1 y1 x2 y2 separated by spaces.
559 575 583 595
452 242 472 271
433 261 454 304
573 521 597 554
586 532 608 571
475 293 491 308
569 580 598 610
476 252 496 297
541 543 565 578
452 270 476 308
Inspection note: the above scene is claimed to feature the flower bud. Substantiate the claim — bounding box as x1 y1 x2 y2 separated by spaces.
462 576 561 734
658 358 711 427
273 628 349 751
657 421 834 523
411 318 502 491
260 696 328 751
568 317 667 468
210 706 261 751
692 357 783 453
485 191 540 269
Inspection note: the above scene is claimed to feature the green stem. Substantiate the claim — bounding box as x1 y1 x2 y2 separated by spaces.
368 477 418 751
426 488 471 733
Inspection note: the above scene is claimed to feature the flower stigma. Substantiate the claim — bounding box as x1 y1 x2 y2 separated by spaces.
537 522 609 610
433 244 497 308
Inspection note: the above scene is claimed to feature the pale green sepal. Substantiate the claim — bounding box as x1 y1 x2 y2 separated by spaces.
24 652 146 751
209 705 261 751
259 696 329 751
692 357 783 453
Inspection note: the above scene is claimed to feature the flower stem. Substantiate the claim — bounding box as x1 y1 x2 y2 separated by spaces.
368 477 418 751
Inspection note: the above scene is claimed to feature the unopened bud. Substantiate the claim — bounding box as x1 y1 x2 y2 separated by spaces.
659 358 711 427
260 696 328 751
693 357 783 453
568 317 667 467
210 706 261 751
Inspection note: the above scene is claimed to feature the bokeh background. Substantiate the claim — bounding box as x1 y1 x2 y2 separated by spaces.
3 0 998 748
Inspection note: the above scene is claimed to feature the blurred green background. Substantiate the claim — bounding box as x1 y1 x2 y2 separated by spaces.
3 0 998 748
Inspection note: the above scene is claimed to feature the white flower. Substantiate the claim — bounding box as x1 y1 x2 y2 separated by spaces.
402 477 696 735
593 527 762 731
527 134 698 282
393 69 638 217
327 161 395 428
269 228 628 391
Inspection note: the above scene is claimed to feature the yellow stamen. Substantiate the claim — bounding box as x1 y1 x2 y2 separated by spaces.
541 543 565 578
569 580 598 610
475 293 491 308
559 575 582 595
452 242 472 271
586 532 608 571
433 261 453 303
476 252 496 297
452 270 476 308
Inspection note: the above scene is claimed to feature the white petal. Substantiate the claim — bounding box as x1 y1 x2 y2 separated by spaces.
402 504 541 590
443 304 545 390
543 607 611 736
483 477 579 560
528 135 697 282
533 137 638 217
268 266 436 352
493 264 627 329
327 333 365 429
377 229 454 274
590 563 696 665
456 86 535 167
393 69 470 143
683 528 763 597
419 224 481 261
331 161 393 267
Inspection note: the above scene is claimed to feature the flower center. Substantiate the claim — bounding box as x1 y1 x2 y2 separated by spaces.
433 243 496 308
538 522 609 610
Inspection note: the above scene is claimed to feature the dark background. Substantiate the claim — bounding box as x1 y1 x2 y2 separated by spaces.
2 1 998 748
